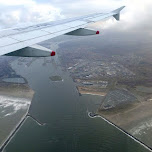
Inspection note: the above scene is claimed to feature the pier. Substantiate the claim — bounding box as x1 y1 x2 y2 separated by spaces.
27 113 45 126
0 113 45 152
88 111 152 152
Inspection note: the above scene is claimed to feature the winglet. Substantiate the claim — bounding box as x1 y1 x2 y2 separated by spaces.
112 6 125 21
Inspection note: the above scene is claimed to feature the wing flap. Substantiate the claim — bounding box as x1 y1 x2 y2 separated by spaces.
63 21 87 27
0 37 19 47
41 24 70 33
10 30 49 41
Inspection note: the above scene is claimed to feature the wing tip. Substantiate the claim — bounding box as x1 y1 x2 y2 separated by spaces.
112 6 125 21
113 6 125 13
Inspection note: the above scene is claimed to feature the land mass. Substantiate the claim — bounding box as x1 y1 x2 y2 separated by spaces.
57 36 152 147
0 57 34 148
49 75 63 82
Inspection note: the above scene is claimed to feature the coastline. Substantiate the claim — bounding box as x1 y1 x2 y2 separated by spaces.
0 106 29 151
0 83 34 150
77 83 152 148
80 92 106 96
76 86 107 97
97 101 152 130
88 111 152 152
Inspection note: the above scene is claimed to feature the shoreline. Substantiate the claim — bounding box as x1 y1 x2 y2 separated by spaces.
80 92 106 96
0 83 34 151
98 101 152 131
0 107 45 152
76 86 106 97
88 112 152 152
0 105 30 152
50 79 64 82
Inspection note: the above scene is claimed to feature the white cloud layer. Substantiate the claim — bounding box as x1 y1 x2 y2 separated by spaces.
0 0 35 6
0 0 151 33
99 0 152 31
0 0 64 29
117 0 152 30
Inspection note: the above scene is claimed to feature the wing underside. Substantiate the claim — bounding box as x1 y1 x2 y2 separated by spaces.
0 6 125 57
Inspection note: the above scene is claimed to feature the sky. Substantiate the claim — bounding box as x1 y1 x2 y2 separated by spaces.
0 0 151 31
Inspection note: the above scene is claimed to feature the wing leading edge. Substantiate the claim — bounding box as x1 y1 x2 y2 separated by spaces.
0 6 125 57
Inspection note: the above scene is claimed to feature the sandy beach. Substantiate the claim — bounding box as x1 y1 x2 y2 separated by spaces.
0 83 34 148
0 82 34 98
77 86 107 96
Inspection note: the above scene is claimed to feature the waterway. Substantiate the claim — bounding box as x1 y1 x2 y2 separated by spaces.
3 44 150 152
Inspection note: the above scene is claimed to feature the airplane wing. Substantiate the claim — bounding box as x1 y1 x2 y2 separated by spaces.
0 6 125 57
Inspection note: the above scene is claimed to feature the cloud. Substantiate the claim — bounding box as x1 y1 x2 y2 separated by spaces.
48 0 123 17
100 0 152 32
0 0 152 35
0 0 125 29
0 0 35 6
0 0 64 29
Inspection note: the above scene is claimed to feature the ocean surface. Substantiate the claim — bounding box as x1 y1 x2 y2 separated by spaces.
3 52 150 152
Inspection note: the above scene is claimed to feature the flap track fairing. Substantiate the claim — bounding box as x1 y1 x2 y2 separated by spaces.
66 28 100 36
4 44 55 57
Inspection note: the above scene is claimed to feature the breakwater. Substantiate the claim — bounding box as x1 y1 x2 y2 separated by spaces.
88 112 152 152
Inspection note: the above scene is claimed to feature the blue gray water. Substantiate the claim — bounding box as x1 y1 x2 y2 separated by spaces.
4 56 150 152
2 78 25 84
